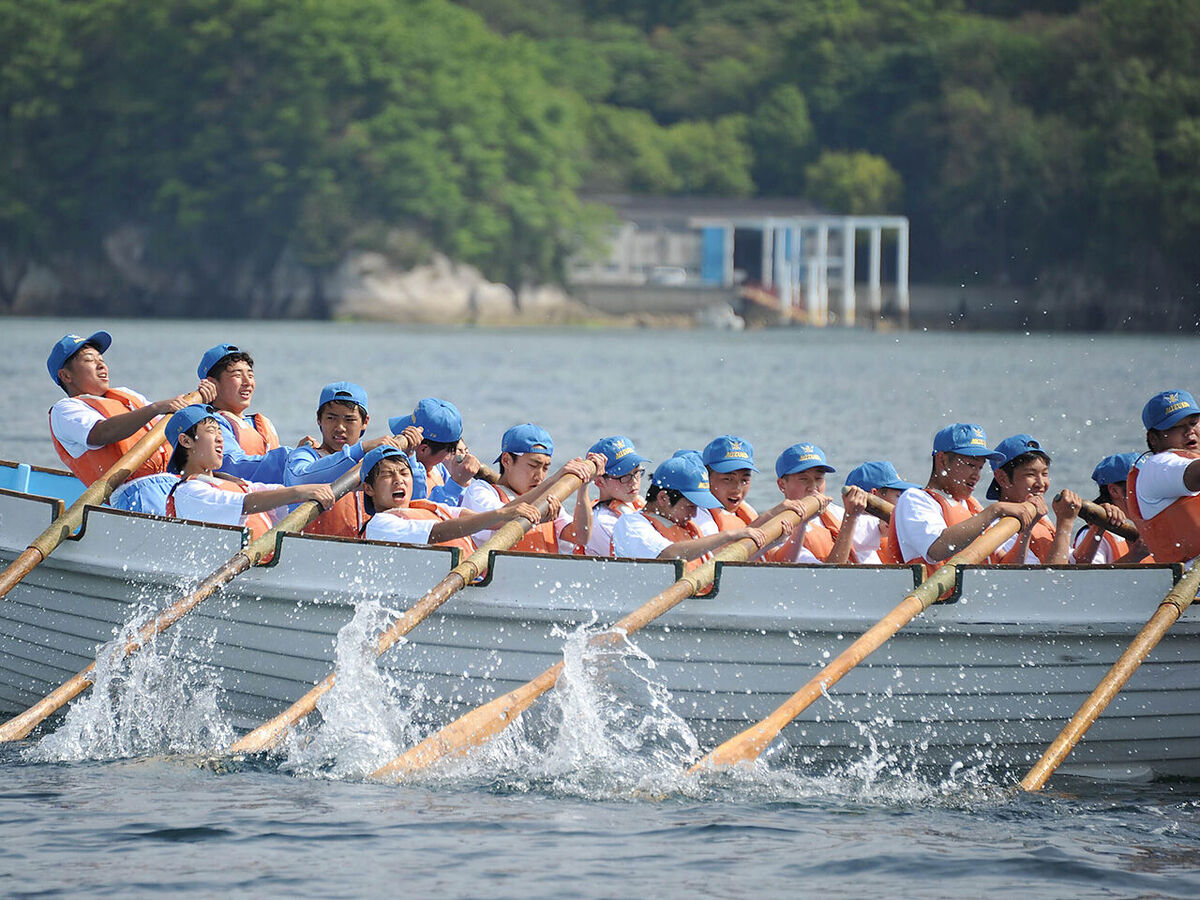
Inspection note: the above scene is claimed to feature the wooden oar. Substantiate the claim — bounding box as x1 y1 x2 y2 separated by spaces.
1078 499 1139 542
0 390 204 602
370 497 824 780
227 458 602 755
861 493 894 522
0 435 416 743
1019 558 1200 791
689 511 1026 772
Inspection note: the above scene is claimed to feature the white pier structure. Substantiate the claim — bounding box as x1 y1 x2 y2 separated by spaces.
692 214 910 326
569 198 910 326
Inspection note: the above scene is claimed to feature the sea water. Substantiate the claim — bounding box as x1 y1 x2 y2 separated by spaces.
1 318 1198 897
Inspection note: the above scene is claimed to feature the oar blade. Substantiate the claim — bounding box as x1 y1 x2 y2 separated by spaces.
690 515 1022 772
373 662 566 779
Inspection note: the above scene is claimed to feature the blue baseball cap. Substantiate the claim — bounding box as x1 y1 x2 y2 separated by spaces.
1142 390 1200 431
47 331 112 386
589 436 651 478
775 443 835 478
318 381 369 416
165 404 220 472
986 434 1051 500
702 435 759 473
651 458 722 509
496 423 553 463
361 445 411 484
845 461 919 493
1091 452 1141 488
197 343 246 379
672 449 704 468
390 398 463 443
932 423 1004 461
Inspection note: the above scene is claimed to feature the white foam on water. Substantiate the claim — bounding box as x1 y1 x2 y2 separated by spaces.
279 598 426 780
355 619 1007 810
25 593 233 763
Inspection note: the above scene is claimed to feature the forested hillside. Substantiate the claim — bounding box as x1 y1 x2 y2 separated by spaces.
2 0 1198 317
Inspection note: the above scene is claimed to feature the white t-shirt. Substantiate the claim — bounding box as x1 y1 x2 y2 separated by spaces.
363 505 463 545
691 506 719 536
893 487 976 563
170 476 282 528
49 389 150 457
612 511 673 559
1132 452 1198 520
461 480 570 548
585 500 640 556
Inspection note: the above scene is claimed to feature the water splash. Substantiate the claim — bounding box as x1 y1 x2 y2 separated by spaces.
25 598 232 763
279 599 426 780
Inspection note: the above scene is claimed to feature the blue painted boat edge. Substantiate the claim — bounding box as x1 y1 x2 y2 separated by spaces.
0 459 86 506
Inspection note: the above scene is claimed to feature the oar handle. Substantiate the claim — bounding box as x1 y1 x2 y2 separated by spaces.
865 494 893 522
474 462 501 485
840 487 894 523
1078 499 1140 543
0 389 205 602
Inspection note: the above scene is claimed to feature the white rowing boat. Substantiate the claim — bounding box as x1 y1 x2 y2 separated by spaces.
1 459 1197 778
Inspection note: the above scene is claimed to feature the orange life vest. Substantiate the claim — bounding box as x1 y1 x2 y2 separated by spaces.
642 511 706 571
998 516 1056 564
493 484 561 554
218 410 280 456
304 491 368 539
709 503 755 531
884 488 983 567
1127 450 1200 562
366 499 475 557
166 474 273 540
1073 527 1134 564
49 389 170 485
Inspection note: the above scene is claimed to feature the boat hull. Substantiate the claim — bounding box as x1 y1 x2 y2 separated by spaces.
2 485 1198 778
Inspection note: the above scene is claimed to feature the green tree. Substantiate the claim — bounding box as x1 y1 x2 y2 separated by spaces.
803 150 902 215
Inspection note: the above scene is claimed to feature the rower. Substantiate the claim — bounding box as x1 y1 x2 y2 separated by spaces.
48 330 216 515
763 443 864 564
840 461 921 564
1126 390 1200 563
885 423 1038 567
459 423 601 554
581 436 651 556
611 457 766 562
693 435 760 535
164 404 334 539
196 343 289 482
984 434 1082 564
388 398 480 506
284 382 418 538
360 446 538 555
1072 453 1150 564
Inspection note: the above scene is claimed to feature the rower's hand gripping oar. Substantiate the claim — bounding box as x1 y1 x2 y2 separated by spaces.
689 509 1028 772
0 389 205 602
227 456 603 756
1020 558 1200 791
0 433 415 743
370 496 825 780
1078 499 1140 543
